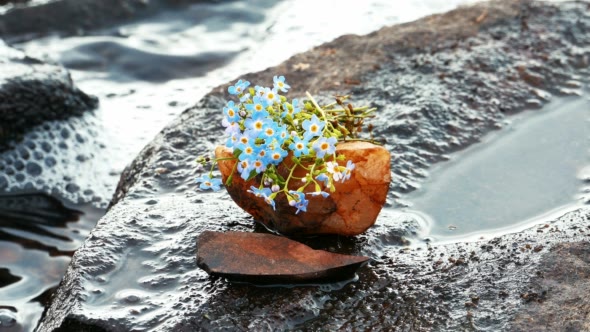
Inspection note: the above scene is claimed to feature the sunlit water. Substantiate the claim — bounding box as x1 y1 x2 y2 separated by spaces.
0 1 484 330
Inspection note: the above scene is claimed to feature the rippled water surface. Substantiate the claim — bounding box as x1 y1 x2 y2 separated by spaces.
0 1 484 330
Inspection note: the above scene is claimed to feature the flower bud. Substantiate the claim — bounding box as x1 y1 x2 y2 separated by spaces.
271 184 280 192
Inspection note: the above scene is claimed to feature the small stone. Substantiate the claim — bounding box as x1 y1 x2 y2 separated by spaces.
0 309 17 327
196 231 370 284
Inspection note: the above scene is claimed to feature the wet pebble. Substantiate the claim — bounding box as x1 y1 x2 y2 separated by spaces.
0 309 17 328
44 156 57 167
41 141 52 153
60 128 70 139
25 162 42 176
124 295 141 304
65 183 80 193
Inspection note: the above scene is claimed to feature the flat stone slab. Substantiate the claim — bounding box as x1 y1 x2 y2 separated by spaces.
197 231 369 284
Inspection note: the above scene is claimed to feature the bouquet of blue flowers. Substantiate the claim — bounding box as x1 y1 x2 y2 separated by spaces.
196 76 375 214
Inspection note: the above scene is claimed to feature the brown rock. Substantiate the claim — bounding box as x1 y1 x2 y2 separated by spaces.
196 231 370 283
215 141 391 236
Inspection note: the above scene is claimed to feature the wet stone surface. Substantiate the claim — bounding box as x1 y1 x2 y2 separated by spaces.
0 41 97 147
39 1 590 331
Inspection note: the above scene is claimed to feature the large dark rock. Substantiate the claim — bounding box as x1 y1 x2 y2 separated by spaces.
0 42 97 146
38 1 590 331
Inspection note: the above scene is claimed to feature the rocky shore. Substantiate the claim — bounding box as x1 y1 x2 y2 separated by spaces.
37 1 590 331
0 42 97 148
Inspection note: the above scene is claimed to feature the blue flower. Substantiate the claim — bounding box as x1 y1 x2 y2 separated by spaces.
302 115 325 140
312 136 337 158
273 75 290 92
288 136 310 157
234 130 257 151
281 99 302 118
195 175 222 191
264 195 276 210
268 145 288 165
238 160 253 180
245 112 271 135
228 79 250 95
254 85 266 97
342 160 355 181
239 93 251 103
221 118 240 135
289 190 308 214
275 124 289 144
251 158 267 174
248 186 276 210
248 186 272 198
260 121 279 141
223 100 240 122
225 132 239 148
253 144 271 165
308 191 330 198
238 143 257 161
245 96 269 117
315 173 330 186
262 87 280 106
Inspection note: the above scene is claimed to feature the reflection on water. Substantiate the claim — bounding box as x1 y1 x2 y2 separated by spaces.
0 193 103 331
404 96 589 242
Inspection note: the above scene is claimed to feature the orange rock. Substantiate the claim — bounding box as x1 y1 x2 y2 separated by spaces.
197 231 369 283
215 141 391 236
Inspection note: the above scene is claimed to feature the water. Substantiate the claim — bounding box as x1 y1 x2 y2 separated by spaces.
0 0 485 330
403 96 590 242
0 194 103 332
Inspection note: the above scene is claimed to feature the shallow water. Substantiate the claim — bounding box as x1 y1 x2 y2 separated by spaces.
0 194 103 332
1 1 484 330
402 96 589 242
